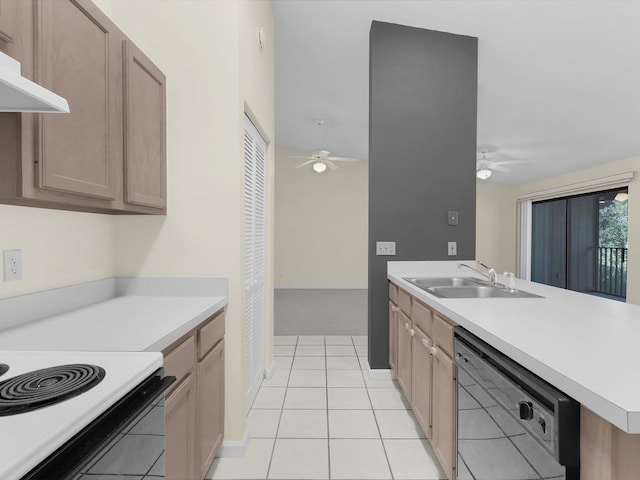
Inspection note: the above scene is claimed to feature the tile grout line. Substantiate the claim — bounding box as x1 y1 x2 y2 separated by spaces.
265 335 298 480
356 335 396 480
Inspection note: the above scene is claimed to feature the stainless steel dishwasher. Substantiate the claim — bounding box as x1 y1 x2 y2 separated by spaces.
454 327 580 480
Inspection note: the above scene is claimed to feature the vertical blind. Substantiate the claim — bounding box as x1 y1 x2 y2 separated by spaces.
243 115 266 413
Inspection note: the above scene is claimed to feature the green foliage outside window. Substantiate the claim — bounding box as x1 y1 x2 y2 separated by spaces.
599 199 628 247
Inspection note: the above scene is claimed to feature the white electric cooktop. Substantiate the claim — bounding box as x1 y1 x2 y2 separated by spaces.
0 350 162 480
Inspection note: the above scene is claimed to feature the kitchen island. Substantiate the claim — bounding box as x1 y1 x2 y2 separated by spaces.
388 261 640 480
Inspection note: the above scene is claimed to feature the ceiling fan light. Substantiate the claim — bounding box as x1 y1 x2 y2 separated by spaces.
312 161 327 173
476 168 492 180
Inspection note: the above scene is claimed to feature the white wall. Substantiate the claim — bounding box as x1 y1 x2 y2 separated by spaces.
477 155 640 304
0 206 115 300
475 181 516 274
97 0 275 442
275 146 368 288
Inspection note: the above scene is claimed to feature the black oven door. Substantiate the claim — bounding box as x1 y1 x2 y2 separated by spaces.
21 369 174 480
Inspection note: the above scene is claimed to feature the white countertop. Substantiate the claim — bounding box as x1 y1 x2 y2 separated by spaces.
388 261 640 434
0 295 227 352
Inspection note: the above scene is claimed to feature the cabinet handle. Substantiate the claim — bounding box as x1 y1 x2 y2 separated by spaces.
422 338 430 348
409 329 415 337
431 347 437 356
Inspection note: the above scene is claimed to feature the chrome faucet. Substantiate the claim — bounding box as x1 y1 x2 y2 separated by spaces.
458 262 498 285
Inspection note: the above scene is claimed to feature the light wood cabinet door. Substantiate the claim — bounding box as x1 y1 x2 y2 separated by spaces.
0 0 16 45
432 347 456 480
35 0 121 201
165 373 198 480
197 339 225 478
411 327 432 440
123 39 166 209
388 301 398 372
396 310 413 402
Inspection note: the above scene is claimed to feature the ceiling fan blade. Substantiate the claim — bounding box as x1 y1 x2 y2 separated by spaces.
288 156 315 160
490 160 527 166
326 156 359 162
491 165 511 172
325 160 339 170
295 160 315 169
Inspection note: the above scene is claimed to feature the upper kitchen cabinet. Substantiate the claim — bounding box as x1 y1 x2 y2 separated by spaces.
123 40 166 209
0 0 167 214
36 0 121 202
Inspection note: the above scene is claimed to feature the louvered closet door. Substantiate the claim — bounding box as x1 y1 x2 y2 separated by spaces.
244 115 266 413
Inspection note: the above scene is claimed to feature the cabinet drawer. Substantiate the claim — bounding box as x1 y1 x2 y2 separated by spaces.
433 315 455 358
164 334 196 389
389 282 398 305
198 310 225 360
398 289 411 317
412 299 432 335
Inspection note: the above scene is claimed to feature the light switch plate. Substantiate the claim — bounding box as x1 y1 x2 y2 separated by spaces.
376 241 396 256
448 211 459 226
3 249 23 281
447 242 457 256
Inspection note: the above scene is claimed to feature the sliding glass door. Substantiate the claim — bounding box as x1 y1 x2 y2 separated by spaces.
531 188 628 299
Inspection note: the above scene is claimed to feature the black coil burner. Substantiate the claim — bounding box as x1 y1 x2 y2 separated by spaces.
0 364 105 416
0 364 8 377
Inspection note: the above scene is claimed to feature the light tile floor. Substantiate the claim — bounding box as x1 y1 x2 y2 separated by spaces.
207 335 447 480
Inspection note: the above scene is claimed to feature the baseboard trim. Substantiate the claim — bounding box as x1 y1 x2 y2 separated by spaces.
216 427 249 458
366 361 396 380
264 359 276 379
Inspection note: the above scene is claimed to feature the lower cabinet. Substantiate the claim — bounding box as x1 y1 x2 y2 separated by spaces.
165 373 197 480
389 300 398 373
389 282 457 479
197 339 225 479
396 310 413 401
432 345 456 480
411 326 432 439
163 309 225 480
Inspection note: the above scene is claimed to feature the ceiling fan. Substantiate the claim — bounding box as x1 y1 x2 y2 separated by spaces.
290 149 360 173
289 119 360 173
476 147 527 180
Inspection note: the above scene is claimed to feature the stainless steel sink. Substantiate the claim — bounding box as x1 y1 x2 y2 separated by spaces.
403 277 485 288
427 285 543 299
403 276 543 299
429 285 507 298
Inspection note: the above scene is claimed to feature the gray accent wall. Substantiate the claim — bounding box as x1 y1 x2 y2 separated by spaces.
368 22 478 368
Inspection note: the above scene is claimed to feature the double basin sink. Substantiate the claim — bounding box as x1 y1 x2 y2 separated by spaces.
403 276 543 299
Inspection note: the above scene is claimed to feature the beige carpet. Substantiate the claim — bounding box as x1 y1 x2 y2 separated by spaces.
274 289 368 335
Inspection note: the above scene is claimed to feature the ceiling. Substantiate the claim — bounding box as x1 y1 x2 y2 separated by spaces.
272 1 640 185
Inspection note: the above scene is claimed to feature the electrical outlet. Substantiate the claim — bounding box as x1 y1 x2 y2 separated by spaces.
447 242 457 256
376 241 396 256
3 249 23 281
